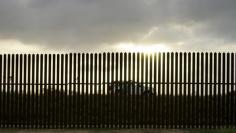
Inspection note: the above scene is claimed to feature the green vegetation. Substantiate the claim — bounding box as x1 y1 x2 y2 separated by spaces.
0 88 235 128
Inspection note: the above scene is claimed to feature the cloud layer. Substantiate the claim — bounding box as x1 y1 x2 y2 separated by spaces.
0 0 236 53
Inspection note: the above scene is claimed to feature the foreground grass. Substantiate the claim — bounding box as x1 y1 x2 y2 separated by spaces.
0 129 236 133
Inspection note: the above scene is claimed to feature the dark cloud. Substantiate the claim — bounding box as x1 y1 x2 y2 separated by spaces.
0 0 235 52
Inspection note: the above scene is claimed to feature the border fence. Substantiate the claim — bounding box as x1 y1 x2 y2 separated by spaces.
0 52 235 128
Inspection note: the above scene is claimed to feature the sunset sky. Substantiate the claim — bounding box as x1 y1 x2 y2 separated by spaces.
0 0 236 53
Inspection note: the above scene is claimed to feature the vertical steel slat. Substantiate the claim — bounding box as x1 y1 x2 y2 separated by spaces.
132 53 136 128
31 54 35 128
5 55 8 127
19 55 22 128
64 54 70 128
43 54 47 128
213 53 217 128
93 53 97 128
0 55 1 127
1 54 5 128
124 53 130 128
102 53 106 128
182 53 185 128
157 53 161 128
140 53 144 128
40 55 43 128
174 53 178 128
90 54 93 128
209 53 213 128
68 54 72 128
153 53 157 128
222 53 225 127
136 53 140 127
183 53 187 128
77 54 81 127
46 54 51 128
10 55 14 127
149 53 153 127
64 54 68 128
3 54 6 128
48 54 51 128
123 52 126 128
19 54 23 128
27 54 31 128
200 53 204 128
144 53 148 128
35 55 39 128
2 54 4 127
170 52 174 128
188 53 191 128
56 54 60 128
81 53 85 128
42 55 45 127
19 54 24 128
8 54 11 127
222 53 226 127
196 53 200 128
192 53 196 127
144 53 147 128
166 52 169 128
124 52 127 128
115 53 119 128
169 52 173 127
179 52 182 128
234 53 236 127
7 54 10 127
6 55 10 127
73 53 76 128
23 54 27 128
77 54 80 127
52 54 56 128
127 53 131 128
15 54 19 128
81 53 86 128
111 53 114 127
11 54 15 127
0 55 2 127
231 53 235 127
226 53 230 127
85 53 89 128
230 53 233 127
179 53 182 128
9 54 12 128
98 53 102 128
218 53 222 127
161 53 166 127
60 54 64 128
106 53 110 127
205 52 208 128
119 53 123 127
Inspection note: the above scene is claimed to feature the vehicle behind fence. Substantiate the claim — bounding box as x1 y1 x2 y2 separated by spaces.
0 52 235 128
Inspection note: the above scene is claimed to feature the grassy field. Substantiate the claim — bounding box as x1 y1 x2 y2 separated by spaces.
1 92 235 128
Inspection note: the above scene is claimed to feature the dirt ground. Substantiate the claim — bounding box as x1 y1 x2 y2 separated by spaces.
0 129 235 133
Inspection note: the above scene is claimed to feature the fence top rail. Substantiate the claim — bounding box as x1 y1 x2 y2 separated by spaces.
0 52 235 55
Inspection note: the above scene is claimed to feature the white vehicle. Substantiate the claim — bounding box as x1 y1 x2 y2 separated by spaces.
108 80 154 95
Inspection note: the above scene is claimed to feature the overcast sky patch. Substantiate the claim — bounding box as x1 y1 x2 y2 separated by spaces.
0 0 235 53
